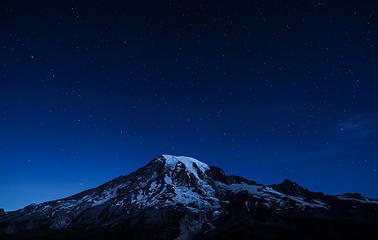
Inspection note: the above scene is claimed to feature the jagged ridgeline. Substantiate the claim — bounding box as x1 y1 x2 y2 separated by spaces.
1 155 378 240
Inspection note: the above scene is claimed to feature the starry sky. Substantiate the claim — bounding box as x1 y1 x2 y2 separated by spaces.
1 1 378 211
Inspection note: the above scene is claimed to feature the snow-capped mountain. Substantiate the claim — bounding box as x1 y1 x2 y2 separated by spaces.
1 155 378 240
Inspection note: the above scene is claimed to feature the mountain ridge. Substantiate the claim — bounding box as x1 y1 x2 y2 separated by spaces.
1 154 378 240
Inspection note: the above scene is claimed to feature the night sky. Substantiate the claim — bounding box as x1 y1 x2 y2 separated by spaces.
1 1 378 211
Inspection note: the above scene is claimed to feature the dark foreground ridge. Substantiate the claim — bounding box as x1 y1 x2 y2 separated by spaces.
1 155 377 240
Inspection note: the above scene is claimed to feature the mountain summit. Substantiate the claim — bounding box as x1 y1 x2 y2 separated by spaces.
1 155 377 240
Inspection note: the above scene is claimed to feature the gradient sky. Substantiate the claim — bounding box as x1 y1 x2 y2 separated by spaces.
1 1 378 211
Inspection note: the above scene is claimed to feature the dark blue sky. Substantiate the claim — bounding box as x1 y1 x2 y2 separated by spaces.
1 0 378 211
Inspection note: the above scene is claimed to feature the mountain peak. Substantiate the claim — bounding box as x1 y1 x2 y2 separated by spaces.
271 179 309 197
157 155 210 178
270 179 325 199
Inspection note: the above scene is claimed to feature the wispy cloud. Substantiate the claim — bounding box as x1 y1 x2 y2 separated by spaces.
337 114 378 138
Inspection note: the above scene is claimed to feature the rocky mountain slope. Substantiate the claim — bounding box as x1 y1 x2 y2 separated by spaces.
1 155 378 240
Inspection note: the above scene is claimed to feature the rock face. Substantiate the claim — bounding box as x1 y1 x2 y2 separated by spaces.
1 155 378 240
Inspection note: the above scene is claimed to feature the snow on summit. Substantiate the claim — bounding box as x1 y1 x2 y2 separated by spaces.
161 155 209 178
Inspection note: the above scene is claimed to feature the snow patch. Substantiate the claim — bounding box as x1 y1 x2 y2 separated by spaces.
337 196 378 204
164 175 172 184
216 181 328 209
223 183 259 194
162 155 209 179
